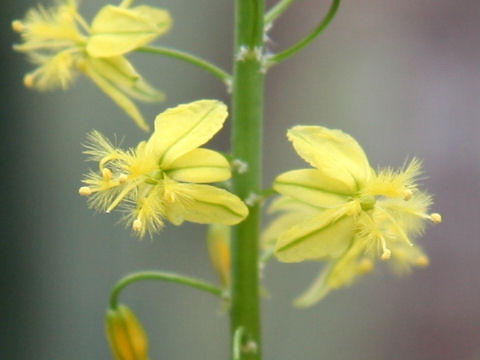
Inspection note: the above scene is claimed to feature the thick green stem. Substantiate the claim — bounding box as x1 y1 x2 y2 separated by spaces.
230 1 265 360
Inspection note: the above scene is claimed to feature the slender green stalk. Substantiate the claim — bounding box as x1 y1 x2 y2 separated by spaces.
266 0 340 67
264 0 297 25
230 1 265 359
109 271 225 309
137 46 232 85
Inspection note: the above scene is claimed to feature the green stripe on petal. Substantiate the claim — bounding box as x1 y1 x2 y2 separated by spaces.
164 148 231 183
287 126 372 190
164 183 248 225
274 169 352 208
275 207 354 263
148 100 228 168
87 5 172 57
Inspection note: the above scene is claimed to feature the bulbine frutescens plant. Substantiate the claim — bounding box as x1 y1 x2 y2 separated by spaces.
13 0 442 359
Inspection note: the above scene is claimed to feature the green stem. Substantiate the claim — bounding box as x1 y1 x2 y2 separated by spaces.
137 46 232 86
264 0 297 25
109 271 225 309
266 0 341 67
230 1 265 360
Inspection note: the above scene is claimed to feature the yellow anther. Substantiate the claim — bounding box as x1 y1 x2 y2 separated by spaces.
429 213 442 224
164 190 176 203
102 168 113 181
78 186 92 196
357 258 374 274
23 74 35 88
76 59 87 72
132 219 143 232
381 248 391 261
118 174 128 184
403 189 413 201
11 20 25 32
415 255 430 267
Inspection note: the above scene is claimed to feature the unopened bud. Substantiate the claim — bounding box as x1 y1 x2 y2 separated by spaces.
105 304 149 360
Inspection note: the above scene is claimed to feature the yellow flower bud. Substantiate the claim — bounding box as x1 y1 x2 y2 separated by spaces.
207 224 231 288
105 305 149 360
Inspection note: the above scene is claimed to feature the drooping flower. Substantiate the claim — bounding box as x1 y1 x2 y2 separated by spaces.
105 304 149 360
79 100 249 237
12 0 172 130
264 125 441 305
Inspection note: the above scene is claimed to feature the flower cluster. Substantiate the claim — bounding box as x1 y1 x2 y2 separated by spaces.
79 100 248 237
263 126 441 306
12 0 171 130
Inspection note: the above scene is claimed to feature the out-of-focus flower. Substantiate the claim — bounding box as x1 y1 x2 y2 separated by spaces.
12 0 171 130
264 125 441 305
207 224 231 288
105 304 149 360
79 100 249 237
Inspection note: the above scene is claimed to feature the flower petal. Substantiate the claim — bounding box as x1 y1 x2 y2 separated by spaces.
287 126 372 191
164 148 231 183
147 100 228 168
164 183 248 225
81 57 150 131
87 5 171 57
274 207 354 263
274 169 353 208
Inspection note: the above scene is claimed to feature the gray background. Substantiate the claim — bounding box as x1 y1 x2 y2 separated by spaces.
2 0 479 359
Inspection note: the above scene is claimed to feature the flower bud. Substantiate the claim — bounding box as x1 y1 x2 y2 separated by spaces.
207 224 231 288
105 304 149 360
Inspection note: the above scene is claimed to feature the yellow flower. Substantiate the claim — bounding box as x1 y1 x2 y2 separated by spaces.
264 125 441 305
105 304 149 360
12 0 172 130
79 100 249 237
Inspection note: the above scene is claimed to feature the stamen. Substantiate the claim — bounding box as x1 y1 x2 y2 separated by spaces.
78 186 92 196
102 168 113 181
429 213 442 224
132 219 142 232
11 20 25 32
415 255 429 267
403 189 413 201
380 236 391 261
23 74 35 88
118 174 128 184
357 258 374 274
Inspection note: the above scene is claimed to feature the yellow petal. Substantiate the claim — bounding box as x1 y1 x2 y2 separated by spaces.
164 148 231 183
274 169 353 208
85 56 164 102
147 100 228 167
275 207 354 263
164 183 248 226
81 58 150 131
287 126 372 191
87 5 171 57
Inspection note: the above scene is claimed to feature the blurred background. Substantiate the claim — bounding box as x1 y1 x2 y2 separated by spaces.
2 0 479 359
